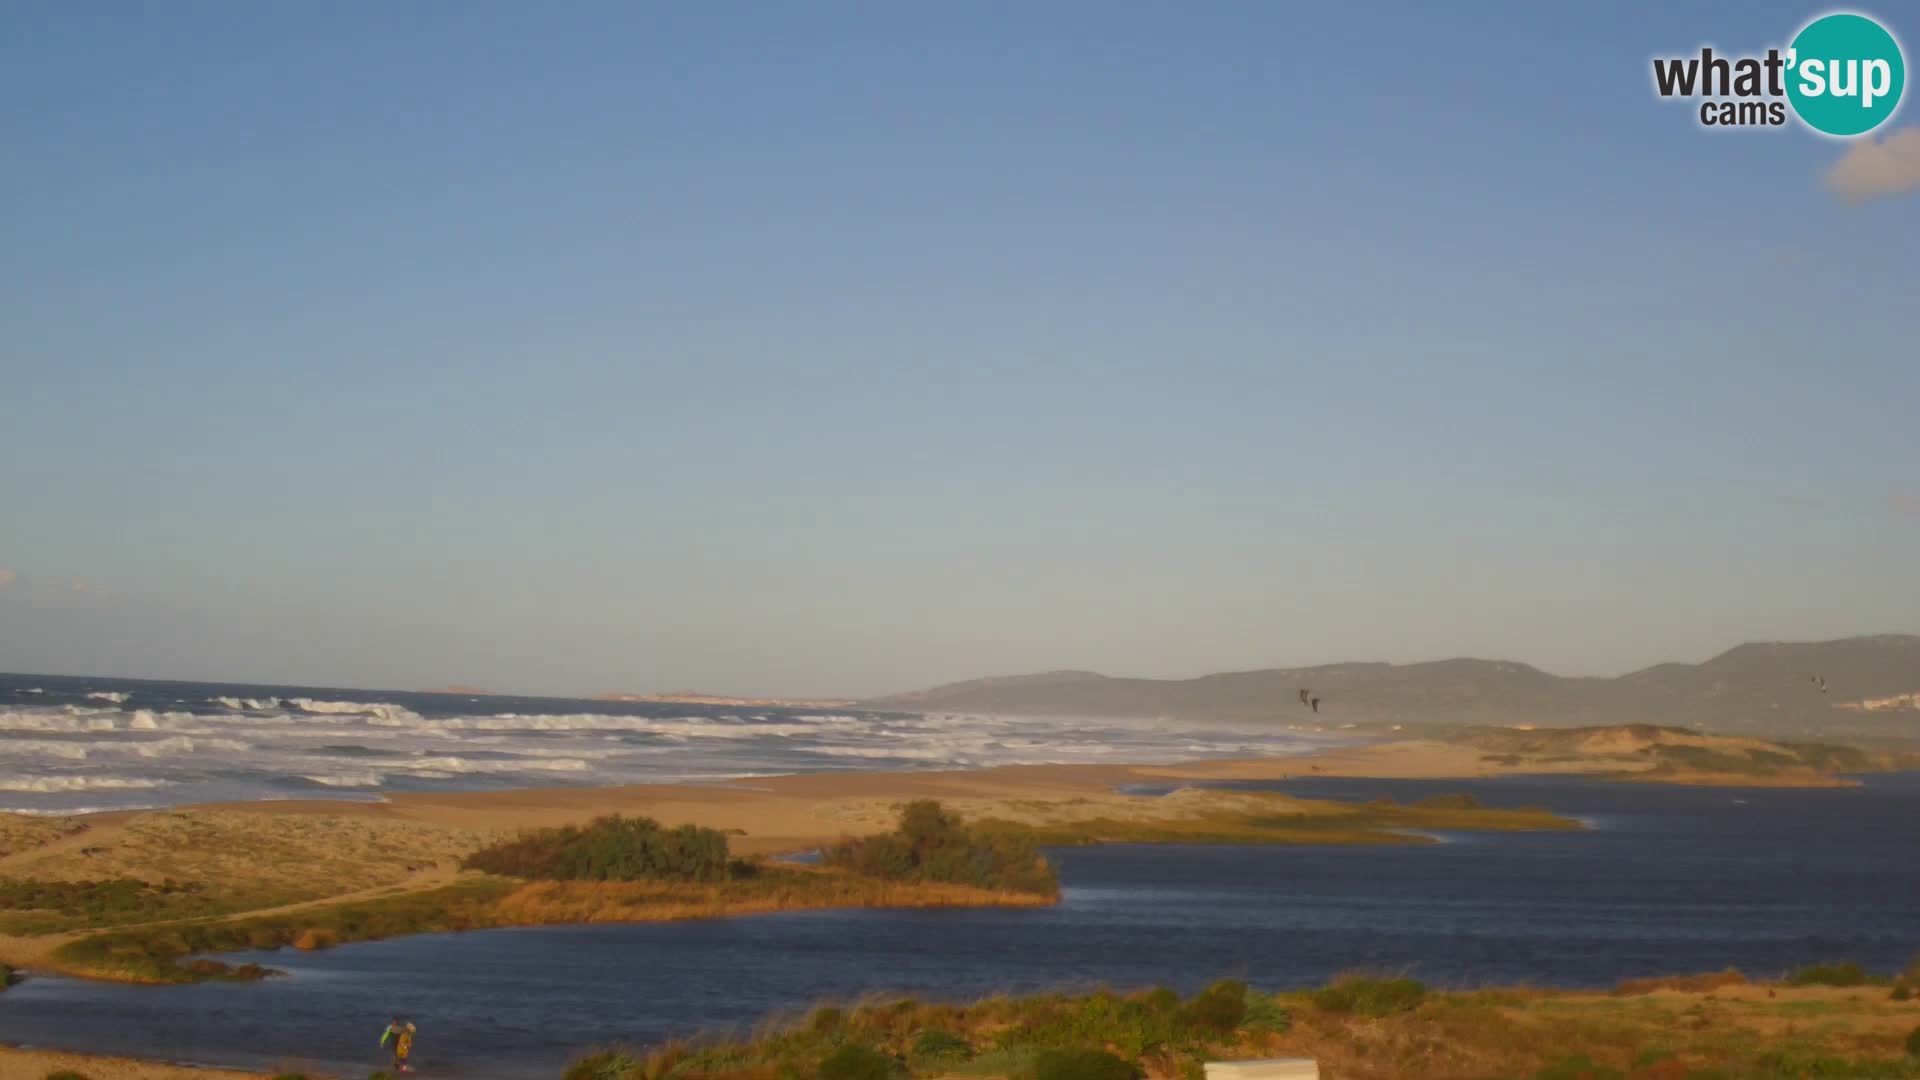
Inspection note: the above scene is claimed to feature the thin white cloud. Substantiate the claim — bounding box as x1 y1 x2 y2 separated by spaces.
1826 127 1920 202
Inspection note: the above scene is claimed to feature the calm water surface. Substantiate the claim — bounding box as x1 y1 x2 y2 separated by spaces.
2 775 1916 1078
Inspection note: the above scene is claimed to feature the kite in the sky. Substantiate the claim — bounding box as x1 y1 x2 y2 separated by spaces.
1811 676 1828 694
1310 697 1321 713
1298 689 1311 706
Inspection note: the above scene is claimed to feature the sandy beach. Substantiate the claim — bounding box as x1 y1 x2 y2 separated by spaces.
0 728 1880 980
147 732 1862 854
0 1045 269 1079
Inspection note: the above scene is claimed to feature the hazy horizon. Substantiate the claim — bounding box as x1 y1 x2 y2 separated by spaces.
4 2 1917 698
2 629 1915 702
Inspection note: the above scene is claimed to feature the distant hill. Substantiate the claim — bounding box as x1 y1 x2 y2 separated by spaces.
867 635 1920 737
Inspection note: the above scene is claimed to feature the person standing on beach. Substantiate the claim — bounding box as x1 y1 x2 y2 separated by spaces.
381 1017 417 1073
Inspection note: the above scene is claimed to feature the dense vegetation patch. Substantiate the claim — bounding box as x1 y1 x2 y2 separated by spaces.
0 876 222 933
1787 961 1882 988
824 800 1059 896
1310 975 1427 1017
571 981 1284 1080
1032 1048 1139 1080
1 876 201 914
539 955 1920 1080
818 1043 903 1080
463 816 740 883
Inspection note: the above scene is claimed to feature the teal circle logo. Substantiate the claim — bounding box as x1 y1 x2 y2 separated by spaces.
1787 13 1905 136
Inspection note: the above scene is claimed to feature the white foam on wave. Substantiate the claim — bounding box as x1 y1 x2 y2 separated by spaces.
11 803 160 816
0 775 173 792
243 725 407 741
85 691 130 703
129 735 251 757
435 713 821 738
23 688 45 695
0 736 247 760
121 709 220 733
800 744 981 762
288 699 424 727
212 696 283 711
387 755 592 775
302 772 384 788
0 740 93 760
1 706 126 733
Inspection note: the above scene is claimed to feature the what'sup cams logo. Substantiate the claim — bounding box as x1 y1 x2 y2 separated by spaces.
1652 10 1905 136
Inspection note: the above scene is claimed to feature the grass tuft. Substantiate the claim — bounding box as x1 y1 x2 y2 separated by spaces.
1311 974 1427 1017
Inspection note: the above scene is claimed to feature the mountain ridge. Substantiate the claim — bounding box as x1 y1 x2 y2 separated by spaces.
867 634 1920 737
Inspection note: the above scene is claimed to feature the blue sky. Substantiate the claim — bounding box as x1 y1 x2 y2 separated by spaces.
2 2 1915 696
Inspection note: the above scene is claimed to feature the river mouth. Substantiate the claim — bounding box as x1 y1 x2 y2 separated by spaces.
5 774 1919 1078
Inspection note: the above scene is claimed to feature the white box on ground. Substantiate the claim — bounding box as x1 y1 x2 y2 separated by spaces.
1204 1059 1320 1080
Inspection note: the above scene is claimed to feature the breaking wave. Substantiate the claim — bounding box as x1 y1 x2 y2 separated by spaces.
301 772 384 788
433 714 821 738
0 775 173 792
0 680 1334 813
212 696 283 711
386 755 592 775
288 699 424 727
85 691 130 703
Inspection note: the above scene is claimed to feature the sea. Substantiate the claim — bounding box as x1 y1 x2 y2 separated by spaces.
2 674 1918 1078
0 672 1333 814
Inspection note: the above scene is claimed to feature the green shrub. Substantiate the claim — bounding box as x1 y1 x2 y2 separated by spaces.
1311 975 1427 1017
911 1029 972 1063
463 815 732 883
824 801 1058 896
44 1072 93 1080
956 1048 1038 1078
1529 1056 1623 1080
0 877 204 922
1 962 15 988
368 1072 395 1080
563 1053 640 1080
1032 1048 1139 1080
1141 986 1181 1015
1786 962 1874 987
1908 1025 1920 1059
271 1074 312 1080
1240 989 1291 1034
1180 979 1248 1035
808 1006 847 1034
1752 1049 1920 1077
1893 984 1913 1002
817 1043 899 1080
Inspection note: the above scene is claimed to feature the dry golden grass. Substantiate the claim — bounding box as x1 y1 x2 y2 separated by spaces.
0 812 87 857
4 809 483 893
1258 983 1920 1079
1613 969 1750 996
493 866 1055 926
